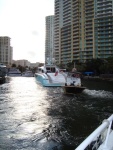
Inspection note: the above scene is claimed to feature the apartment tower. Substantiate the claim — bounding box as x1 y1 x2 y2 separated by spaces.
54 0 94 65
54 0 113 64
60 0 72 64
54 0 63 64
94 0 113 59
0 36 13 66
45 15 54 64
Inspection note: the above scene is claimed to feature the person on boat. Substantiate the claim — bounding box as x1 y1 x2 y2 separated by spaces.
54 68 59 76
72 67 76 72
71 73 81 86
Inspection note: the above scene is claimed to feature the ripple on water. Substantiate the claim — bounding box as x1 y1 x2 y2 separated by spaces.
83 89 113 99
0 77 113 150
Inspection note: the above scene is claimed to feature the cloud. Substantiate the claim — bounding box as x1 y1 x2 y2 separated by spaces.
0 0 54 63
28 51 36 57
32 30 39 36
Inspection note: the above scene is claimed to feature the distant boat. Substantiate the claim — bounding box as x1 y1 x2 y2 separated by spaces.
22 70 34 77
62 71 86 94
75 114 113 150
8 68 22 77
35 64 67 87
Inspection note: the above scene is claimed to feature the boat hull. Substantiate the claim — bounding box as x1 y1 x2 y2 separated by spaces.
8 68 22 77
22 74 34 77
8 73 22 77
62 85 86 94
35 73 64 87
22 71 34 77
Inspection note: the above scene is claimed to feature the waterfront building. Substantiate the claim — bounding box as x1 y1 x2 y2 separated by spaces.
60 0 72 64
54 0 94 65
81 0 94 62
54 0 63 64
0 36 13 66
12 59 40 68
94 0 113 59
54 0 113 65
12 59 30 67
45 15 54 64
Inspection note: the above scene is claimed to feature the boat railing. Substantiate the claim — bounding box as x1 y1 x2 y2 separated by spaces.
75 114 113 150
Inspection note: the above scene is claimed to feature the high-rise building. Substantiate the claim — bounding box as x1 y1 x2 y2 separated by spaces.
0 36 13 66
54 0 113 65
94 0 113 59
81 0 94 62
54 0 63 64
60 0 72 64
45 15 54 64
54 0 94 64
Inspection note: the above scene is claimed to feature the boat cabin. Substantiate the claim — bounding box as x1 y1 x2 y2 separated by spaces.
67 72 81 78
38 65 57 73
46 66 56 73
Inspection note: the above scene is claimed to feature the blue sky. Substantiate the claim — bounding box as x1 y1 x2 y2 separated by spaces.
0 0 54 63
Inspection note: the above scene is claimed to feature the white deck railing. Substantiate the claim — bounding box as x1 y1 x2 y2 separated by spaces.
75 114 113 150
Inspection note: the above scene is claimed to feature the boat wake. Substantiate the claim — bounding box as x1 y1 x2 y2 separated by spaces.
83 89 113 99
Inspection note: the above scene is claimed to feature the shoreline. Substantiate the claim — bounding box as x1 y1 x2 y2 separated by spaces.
82 76 113 82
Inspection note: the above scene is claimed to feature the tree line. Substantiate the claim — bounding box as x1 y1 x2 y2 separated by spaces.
59 57 113 75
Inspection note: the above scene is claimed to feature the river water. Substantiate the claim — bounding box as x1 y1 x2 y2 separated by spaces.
0 77 113 150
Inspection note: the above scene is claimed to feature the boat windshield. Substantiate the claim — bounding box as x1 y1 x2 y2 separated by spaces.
59 69 66 72
46 67 56 73
68 72 81 78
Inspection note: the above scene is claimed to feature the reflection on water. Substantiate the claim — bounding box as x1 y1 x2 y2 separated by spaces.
0 77 113 150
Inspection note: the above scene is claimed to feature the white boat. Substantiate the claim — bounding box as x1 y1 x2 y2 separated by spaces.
22 70 34 77
8 67 22 77
62 71 86 94
75 114 113 150
35 64 67 87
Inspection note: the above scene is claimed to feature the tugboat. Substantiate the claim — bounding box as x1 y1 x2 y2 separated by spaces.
0 64 8 84
62 71 86 94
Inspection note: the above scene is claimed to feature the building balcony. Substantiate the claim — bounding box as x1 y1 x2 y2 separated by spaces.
61 36 71 40
97 10 112 15
73 46 79 50
97 43 113 47
85 25 93 29
73 42 79 45
85 13 94 18
95 19 113 24
85 8 94 13
72 2 79 8
97 24 113 28
98 32 113 36
73 38 79 42
61 51 71 55
85 21 93 25
61 44 72 48
73 34 80 38
85 36 93 40
73 28 79 32
98 35 113 39
85 29 93 33
86 45 93 48
85 4 94 8
97 3 112 7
